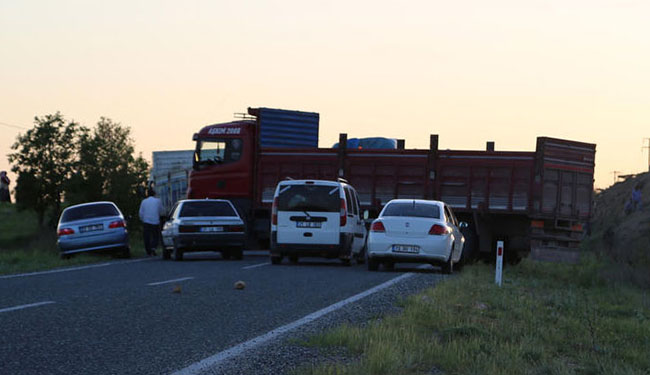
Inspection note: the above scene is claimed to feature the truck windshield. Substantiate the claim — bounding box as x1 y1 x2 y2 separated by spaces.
278 185 340 212
195 138 243 168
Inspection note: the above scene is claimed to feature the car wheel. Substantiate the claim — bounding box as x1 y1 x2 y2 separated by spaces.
441 255 454 274
60 253 71 260
173 246 183 261
340 258 351 266
289 255 299 264
162 248 171 260
367 257 379 271
271 255 283 265
233 248 244 260
383 261 395 271
222 251 232 260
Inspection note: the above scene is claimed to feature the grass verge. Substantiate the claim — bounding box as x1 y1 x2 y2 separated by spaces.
0 203 148 275
296 257 650 375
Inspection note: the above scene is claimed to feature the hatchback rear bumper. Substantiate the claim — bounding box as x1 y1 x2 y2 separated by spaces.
174 233 245 251
270 232 352 258
58 230 128 254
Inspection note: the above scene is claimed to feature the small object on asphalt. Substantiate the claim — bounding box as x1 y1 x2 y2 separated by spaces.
172 285 182 294
234 280 246 290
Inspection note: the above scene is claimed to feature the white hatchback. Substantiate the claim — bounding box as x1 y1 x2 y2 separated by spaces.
366 199 466 273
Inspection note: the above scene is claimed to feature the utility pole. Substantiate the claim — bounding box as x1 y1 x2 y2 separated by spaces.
611 170 621 185
643 138 650 172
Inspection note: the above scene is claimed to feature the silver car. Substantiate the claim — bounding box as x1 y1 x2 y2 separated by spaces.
161 199 246 261
57 201 130 258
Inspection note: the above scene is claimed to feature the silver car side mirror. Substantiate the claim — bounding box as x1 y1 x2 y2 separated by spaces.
459 221 469 228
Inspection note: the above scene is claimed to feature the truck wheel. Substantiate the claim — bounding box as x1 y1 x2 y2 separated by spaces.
162 248 171 260
271 255 283 265
173 246 183 261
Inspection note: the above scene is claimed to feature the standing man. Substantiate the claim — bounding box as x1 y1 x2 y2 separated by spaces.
139 188 164 256
0 171 10 203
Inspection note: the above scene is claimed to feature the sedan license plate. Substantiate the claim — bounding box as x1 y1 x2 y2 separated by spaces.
392 245 420 254
200 226 223 232
296 221 321 229
80 224 103 233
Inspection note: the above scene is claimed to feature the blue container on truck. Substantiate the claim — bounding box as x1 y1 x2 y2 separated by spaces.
248 107 319 148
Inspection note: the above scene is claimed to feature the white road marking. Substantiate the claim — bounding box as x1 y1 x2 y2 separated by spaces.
241 262 270 270
147 277 194 286
0 301 56 314
0 257 155 280
171 272 415 375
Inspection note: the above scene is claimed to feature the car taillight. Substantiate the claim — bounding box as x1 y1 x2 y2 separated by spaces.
340 199 347 226
58 228 74 236
109 220 125 229
228 225 244 232
370 221 385 232
429 224 449 235
272 197 278 226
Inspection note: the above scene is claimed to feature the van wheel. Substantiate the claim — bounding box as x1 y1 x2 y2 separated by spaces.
367 258 379 271
271 255 283 265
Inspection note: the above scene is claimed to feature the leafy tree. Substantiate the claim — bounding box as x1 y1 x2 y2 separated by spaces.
9 113 86 226
66 117 149 225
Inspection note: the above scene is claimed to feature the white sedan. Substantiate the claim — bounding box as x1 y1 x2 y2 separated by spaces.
366 199 466 273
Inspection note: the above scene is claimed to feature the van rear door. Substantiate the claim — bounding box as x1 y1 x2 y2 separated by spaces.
276 184 340 245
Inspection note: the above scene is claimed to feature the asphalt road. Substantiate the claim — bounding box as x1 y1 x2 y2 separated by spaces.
0 252 424 375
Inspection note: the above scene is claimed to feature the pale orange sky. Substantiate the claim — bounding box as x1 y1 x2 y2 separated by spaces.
2 0 650 190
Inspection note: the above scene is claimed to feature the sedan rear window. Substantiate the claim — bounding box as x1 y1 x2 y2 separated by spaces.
277 185 340 212
61 203 120 222
381 202 440 219
179 201 237 217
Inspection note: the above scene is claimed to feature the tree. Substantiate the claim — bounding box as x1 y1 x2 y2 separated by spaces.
66 117 149 225
9 113 86 226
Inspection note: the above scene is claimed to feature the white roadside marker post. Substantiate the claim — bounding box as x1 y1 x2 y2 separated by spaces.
495 240 504 287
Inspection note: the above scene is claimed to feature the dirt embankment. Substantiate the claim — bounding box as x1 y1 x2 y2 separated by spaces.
585 172 650 287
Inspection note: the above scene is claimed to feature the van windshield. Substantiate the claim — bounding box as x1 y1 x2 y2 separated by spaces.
278 185 340 212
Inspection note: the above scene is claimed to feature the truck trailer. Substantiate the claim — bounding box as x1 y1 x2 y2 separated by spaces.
187 107 596 260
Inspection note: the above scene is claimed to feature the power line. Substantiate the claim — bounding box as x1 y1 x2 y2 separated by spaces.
0 121 29 130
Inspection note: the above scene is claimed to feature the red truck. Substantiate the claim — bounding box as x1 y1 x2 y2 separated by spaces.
188 107 596 260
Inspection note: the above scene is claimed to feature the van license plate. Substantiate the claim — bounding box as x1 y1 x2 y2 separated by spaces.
297 222 321 228
200 226 223 232
392 245 420 253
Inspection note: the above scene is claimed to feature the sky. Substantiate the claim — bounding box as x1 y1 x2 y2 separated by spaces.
1 0 649 190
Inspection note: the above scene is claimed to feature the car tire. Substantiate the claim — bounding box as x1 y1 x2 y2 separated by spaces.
271 255 283 265
367 257 379 271
340 258 351 266
162 248 171 260
173 246 183 261
222 251 232 260
233 248 244 260
383 261 395 271
60 253 71 260
289 255 299 264
441 254 454 274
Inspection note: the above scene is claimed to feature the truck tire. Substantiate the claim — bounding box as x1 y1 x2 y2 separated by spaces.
271 255 283 265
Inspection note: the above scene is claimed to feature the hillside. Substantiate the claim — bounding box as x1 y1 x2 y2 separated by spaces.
585 172 650 287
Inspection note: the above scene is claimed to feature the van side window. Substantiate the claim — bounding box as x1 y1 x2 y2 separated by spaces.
352 190 361 216
344 187 354 215
349 188 359 216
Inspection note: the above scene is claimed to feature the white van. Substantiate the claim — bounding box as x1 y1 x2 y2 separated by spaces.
270 179 366 265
